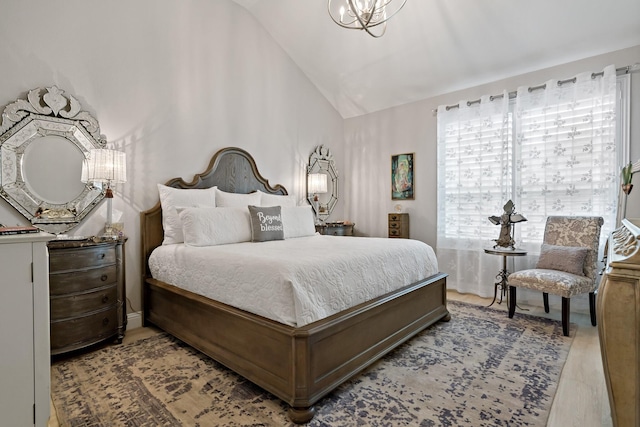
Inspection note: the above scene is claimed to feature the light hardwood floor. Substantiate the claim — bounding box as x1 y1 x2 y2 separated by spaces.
48 290 612 426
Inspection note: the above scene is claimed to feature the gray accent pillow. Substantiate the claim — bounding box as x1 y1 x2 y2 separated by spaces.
248 205 284 242
536 244 589 276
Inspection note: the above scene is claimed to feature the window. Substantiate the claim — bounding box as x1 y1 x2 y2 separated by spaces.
436 65 625 296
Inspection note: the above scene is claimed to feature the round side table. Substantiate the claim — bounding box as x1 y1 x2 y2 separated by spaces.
484 248 527 307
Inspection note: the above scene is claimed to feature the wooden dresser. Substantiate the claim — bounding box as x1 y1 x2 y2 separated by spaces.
0 232 53 426
388 213 409 238
597 218 640 427
48 237 126 355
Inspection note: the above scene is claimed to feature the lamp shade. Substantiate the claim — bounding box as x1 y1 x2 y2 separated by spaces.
82 149 127 184
308 173 328 194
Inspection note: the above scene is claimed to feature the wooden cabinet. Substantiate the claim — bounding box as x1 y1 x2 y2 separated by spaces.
316 222 354 236
0 232 53 426
597 219 640 427
388 213 409 238
48 238 126 355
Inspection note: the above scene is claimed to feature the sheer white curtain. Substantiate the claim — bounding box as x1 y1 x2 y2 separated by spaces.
514 64 618 255
436 93 511 296
436 66 619 301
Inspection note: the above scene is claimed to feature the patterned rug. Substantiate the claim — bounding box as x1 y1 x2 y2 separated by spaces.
50 301 574 426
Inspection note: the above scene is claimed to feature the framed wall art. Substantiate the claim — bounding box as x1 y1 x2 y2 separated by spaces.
391 153 414 200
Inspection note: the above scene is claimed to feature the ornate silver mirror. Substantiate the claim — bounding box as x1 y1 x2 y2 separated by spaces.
0 86 106 233
307 145 338 222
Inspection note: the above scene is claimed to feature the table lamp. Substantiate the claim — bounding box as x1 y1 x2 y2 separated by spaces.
82 148 127 236
308 173 328 224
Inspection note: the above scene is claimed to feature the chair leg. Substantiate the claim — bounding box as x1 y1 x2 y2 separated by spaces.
508 286 516 318
543 293 550 313
562 297 570 336
589 292 597 326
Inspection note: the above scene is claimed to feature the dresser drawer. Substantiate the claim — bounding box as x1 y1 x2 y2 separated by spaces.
50 265 117 295
389 214 404 222
50 285 118 320
49 245 116 272
389 228 403 237
389 221 403 229
51 308 119 354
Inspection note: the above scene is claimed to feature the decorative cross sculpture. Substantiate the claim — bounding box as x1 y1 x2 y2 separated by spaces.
488 200 527 250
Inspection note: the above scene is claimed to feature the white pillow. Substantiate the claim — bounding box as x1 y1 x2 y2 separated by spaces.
282 206 316 239
157 184 217 245
257 190 297 208
215 188 261 207
179 207 251 246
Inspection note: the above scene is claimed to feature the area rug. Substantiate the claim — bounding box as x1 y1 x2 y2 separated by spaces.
50 301 574 426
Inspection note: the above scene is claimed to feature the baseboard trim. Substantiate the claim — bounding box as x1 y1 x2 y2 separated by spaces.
127 311 143 330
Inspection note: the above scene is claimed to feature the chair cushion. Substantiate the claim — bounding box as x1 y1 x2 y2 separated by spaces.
536 244 589 276
508 269 594 298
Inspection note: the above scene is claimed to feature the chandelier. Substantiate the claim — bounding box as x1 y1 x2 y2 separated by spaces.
327 0 407 38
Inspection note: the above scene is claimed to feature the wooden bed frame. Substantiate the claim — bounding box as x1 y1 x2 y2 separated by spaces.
141 147 449 423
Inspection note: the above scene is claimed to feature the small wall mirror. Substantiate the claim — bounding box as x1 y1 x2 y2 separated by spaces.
307 145 338 222
0 86 106 233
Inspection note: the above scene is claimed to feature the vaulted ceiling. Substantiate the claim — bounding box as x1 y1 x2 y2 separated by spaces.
233 0 640 118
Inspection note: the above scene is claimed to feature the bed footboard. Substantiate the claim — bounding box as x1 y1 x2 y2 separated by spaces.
144 272 448 423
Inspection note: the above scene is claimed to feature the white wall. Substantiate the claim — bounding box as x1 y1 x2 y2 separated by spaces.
0 0 344 315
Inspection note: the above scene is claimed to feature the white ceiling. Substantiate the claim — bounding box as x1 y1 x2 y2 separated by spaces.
233 0 640 119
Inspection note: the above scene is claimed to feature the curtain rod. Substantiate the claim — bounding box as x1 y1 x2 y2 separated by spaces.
433 64 638 115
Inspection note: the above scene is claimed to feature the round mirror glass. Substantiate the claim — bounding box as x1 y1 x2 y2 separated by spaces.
22 135 85 204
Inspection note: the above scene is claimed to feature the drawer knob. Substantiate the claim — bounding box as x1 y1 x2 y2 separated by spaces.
101 274 108 281
100 253 106 259
102 318 110 326
102 295 109 304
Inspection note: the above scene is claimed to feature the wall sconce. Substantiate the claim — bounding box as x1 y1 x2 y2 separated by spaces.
82 148 127 236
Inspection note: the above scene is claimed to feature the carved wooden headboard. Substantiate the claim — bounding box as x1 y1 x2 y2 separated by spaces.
140 147 288 277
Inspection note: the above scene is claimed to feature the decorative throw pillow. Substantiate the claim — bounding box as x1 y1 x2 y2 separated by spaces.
282 206 316 239
178 207 251 246
248 205 284 242
536 244 589 276
215 188 261 207
157 184 217 245
257 190 297 208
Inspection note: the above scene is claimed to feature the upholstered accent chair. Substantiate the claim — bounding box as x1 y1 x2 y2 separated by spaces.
507 216 604 336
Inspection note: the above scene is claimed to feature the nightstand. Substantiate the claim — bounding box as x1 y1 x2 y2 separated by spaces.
388 213 409 238
316 222 355 236
48 237 126 355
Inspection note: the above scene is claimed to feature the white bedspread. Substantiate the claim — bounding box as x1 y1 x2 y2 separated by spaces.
149 235 439 327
